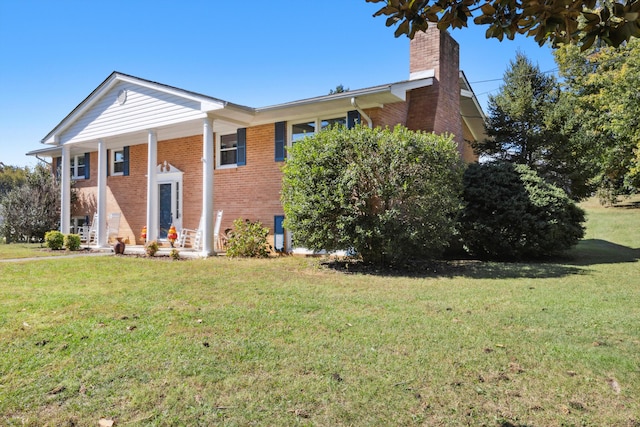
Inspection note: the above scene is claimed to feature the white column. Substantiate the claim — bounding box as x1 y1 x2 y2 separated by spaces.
60 145 71 234
146 130 158 242
201 117 214 256
97 140 107 247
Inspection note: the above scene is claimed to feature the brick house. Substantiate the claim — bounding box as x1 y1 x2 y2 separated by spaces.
27 28 485 255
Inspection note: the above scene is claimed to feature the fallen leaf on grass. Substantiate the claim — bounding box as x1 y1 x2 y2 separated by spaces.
288 408 311 418
126 325 137 331
509 362 525 373
331 373 343 382
196 319 203 323
48 385 66 395
569 400 586 411
22 322 30 328
98 419 115 427
607 378 621 394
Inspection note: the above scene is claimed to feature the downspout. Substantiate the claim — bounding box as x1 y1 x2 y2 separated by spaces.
350 97 373 128
35 155 53 167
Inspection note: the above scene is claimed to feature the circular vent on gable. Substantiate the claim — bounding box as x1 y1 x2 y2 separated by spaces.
117 89 128 105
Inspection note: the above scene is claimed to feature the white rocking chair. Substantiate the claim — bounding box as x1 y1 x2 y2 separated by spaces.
176 210 223 251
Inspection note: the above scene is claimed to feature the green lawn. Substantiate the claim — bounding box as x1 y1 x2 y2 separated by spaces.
0 199 638 426
0 243 77 260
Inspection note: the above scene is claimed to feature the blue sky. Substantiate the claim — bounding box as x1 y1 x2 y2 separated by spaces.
0 1 557 168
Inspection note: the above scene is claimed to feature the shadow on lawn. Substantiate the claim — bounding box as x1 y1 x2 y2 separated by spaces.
322 239 639 279
561 239 640 266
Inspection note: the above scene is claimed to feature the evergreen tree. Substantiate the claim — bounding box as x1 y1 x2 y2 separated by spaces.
475 52 596 200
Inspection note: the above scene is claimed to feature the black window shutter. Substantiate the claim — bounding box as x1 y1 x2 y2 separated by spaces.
275 121 286 162
123 146 130 176
237 128 246 166
347 110 361 129
106 150 110 177
274 215 285 251
84 152 90 179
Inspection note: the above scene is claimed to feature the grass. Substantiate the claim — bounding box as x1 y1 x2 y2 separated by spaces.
0 198 638 426
0 243 77 260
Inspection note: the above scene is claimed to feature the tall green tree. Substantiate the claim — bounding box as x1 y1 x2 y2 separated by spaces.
554 39 640 203
0 163 28 201
0 164 61 243
474 52 595 200
366 0 640 49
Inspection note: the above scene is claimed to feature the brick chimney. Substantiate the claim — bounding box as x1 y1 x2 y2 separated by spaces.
406 27 463 146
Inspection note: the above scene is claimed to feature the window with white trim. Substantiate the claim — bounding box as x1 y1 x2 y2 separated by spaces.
111 149 125 175
217 133 238 167
71 155 86 180
290 115 348 146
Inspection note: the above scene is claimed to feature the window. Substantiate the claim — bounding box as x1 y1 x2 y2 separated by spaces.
71 155 86 179
291 120 317 143
109 147 129 176
217 130 246 167
112 149 125 175
290 113 354 147
219 134 237 166
321 117 347 130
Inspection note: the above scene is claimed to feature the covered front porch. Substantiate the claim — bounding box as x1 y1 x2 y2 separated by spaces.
28 72 254 257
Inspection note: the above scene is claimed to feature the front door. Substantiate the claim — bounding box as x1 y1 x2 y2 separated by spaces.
159 183 173 239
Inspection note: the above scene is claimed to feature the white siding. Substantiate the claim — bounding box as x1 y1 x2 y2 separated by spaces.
60 82 206 144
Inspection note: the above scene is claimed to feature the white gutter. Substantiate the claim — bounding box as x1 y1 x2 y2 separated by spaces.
350 97 373 128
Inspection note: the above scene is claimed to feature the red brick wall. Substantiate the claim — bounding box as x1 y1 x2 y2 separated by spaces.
70 127 284 247
407 28 463 149
366 102 409 129
214 123 284 240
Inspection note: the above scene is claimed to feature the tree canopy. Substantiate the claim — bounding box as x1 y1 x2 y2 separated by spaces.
0 164 61 243
367 0 640 49
554 38 640 202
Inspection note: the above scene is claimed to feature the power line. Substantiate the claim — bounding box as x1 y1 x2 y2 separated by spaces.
469 68 559 84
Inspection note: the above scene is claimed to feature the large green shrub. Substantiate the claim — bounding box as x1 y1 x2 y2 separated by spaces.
64 234 81 251
226 219 272 258
282 125 464 264
44 230 64 250
459 161 585 260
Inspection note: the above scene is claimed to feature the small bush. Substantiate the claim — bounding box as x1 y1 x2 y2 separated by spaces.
459 161 585 260
64 234 81 251
44 230 64 250
169 248 180 260
226 219 272 258
145 240 159 257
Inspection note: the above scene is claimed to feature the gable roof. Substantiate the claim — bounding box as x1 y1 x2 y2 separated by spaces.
41 71 254 145
34 69 484 153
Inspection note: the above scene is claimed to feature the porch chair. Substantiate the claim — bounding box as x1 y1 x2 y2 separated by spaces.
176 210 223 251
81 213 98 245
177 216 203 249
